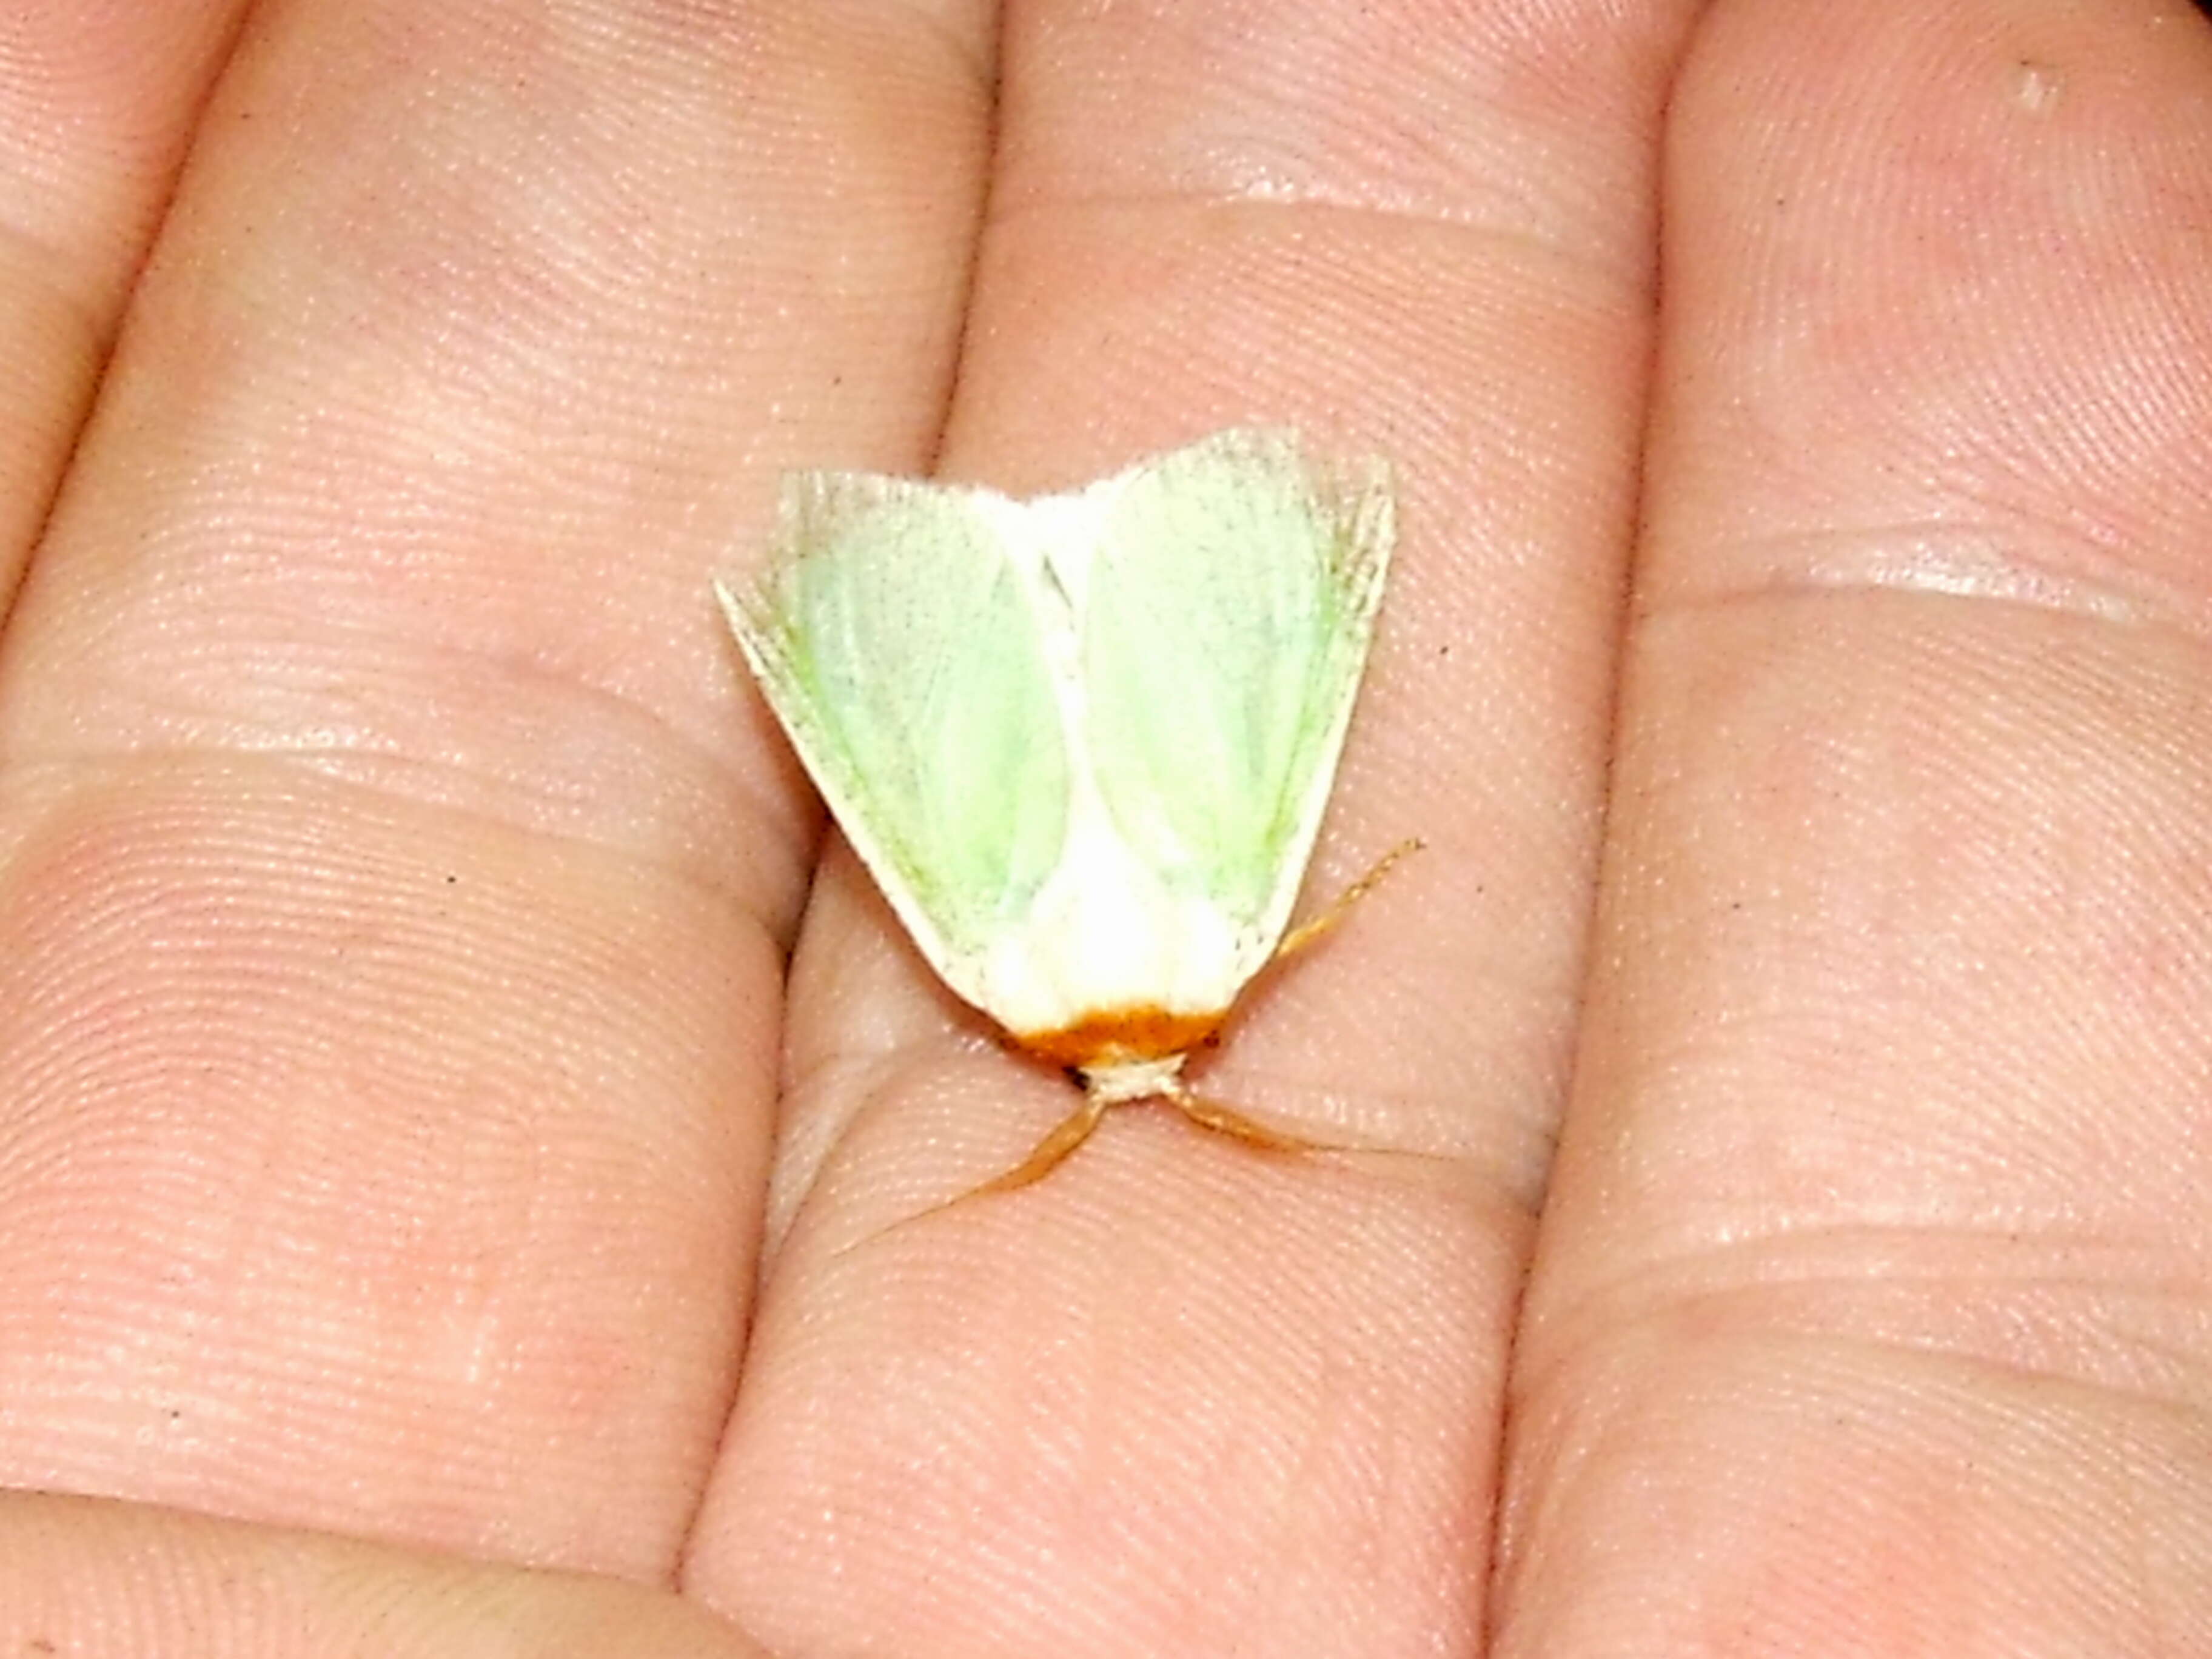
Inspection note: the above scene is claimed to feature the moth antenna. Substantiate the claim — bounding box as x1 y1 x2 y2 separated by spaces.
829 1093 1111 1259
1158 1076 1336 1155
959 1093 1113 1198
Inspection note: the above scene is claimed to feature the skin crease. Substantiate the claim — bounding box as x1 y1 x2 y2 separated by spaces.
1 0 2210 1654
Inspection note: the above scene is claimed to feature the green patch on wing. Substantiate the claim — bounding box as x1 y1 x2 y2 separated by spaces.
731 473 1070 958
1082 431 1392 922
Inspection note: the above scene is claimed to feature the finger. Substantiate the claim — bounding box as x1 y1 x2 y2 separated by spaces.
686 1 1685 1653
0 0 988 1580
1501 1 2212 1653
0 1491 765 1657
0 1 248 594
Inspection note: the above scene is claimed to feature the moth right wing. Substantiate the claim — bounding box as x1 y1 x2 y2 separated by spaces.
1079 429 1393 943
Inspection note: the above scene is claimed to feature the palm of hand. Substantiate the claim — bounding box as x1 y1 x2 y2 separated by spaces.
3 2 2210 1655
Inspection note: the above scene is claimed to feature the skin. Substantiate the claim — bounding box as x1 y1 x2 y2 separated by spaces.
2 0 2210 1652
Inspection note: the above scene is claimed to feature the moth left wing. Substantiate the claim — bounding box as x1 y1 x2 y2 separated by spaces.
719 469 1073 974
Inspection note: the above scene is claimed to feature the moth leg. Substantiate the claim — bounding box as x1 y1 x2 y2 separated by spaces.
1273 836 1424 962
1162 1079 1327 1154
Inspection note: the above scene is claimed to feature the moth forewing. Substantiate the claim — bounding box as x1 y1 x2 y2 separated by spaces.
1080 431 1393 945
716 469 1071 987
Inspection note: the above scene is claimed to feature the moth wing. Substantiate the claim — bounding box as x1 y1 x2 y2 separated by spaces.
1081 429 1393 939
719 471 1071 973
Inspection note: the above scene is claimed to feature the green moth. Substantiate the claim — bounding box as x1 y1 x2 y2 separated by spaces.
719 428 1397 1192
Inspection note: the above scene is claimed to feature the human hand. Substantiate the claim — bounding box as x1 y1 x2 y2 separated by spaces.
4 1 2209 1654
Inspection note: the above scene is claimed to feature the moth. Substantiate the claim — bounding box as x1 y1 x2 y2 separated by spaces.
719 428 1401 1196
